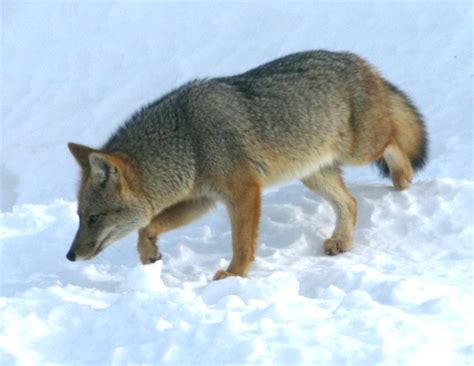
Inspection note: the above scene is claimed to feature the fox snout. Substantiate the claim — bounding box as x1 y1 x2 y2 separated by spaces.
66 236 97 262
65 244 99 262
66 250 76 261
66 236 106 262
66 221 106 262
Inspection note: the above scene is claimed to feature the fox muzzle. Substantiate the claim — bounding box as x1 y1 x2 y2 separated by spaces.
66 250 76 261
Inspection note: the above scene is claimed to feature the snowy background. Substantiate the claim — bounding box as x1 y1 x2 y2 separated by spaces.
1 2 473 365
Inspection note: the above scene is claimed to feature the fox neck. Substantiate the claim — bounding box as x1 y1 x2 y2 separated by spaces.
133 157 197 216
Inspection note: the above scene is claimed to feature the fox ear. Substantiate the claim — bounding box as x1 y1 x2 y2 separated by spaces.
68 143 96 169
89 152 119 186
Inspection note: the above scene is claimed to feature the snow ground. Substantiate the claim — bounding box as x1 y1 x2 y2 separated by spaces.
1 180 473 365
1 2 473 365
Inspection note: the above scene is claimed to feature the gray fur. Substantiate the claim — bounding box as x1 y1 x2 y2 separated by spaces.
104 51 390 205
68 50 428 273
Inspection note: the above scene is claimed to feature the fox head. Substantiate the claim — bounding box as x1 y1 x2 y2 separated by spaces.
66 143 153 262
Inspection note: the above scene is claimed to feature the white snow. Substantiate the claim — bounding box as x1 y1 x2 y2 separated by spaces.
1 2 473 365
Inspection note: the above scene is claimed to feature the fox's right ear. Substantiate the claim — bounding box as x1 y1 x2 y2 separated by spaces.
68 142 96 169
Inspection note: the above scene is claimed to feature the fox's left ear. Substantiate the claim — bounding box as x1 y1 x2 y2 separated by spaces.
68 142 96 169
89 153 121 187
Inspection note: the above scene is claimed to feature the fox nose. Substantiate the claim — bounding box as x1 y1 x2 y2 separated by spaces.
66 251 76 261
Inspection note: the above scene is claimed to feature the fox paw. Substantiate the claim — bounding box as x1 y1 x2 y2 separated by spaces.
392 172 412 191
324 238 352 255
213 270 236 281
141 253 162 265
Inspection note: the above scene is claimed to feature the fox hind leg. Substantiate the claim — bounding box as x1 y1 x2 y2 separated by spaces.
302 166 357 255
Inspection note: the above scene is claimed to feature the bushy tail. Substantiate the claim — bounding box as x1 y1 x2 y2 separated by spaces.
375 81 428 188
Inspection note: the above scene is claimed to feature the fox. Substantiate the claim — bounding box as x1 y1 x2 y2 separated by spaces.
66 50 427 280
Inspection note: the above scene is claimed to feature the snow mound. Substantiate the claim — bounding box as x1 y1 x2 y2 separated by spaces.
1 179 472 365
120 262 165 293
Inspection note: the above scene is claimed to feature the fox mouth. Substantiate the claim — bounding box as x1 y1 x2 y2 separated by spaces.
94 244 105 256
95 233 113 255
85 232 114 259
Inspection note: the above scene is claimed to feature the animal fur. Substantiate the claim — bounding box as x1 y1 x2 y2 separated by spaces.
66 50 428 280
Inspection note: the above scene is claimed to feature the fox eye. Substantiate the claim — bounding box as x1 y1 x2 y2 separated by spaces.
89 214 99 225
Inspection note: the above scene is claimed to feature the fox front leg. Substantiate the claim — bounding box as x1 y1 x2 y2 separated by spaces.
137 228 162 264
137 198 217 265
213 181 262 280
